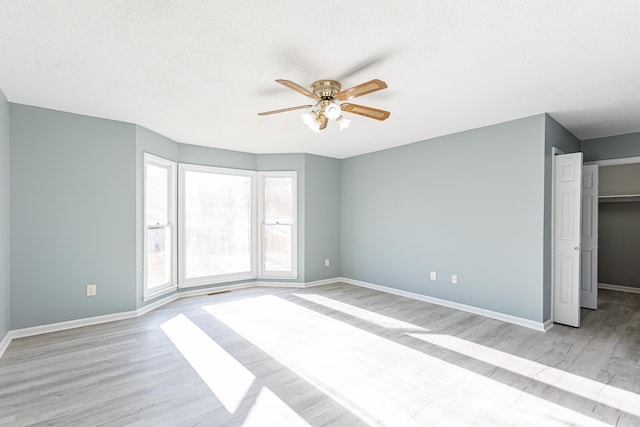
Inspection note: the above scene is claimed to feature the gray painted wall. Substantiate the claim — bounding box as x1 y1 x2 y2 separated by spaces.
304 154 341 282
599 202 640 288
0 90 10 340
543 115 581 320
5 103 583 329
10 104 137 329
179 142 256 171
341 115 547 322
581 132 640 162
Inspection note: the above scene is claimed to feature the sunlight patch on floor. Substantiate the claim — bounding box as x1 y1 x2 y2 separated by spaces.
294 294 640 417
161 314 255 413
409 332 640 418
297 292 640 417
242 387 311 427
204 295 610 426
293 293 426 330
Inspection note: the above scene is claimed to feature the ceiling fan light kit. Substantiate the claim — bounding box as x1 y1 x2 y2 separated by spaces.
259 78 390 132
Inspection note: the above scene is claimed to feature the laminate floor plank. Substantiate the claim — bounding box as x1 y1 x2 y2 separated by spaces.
1 284 639 426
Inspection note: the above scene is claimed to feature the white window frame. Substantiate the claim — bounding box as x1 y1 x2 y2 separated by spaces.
178 164 257 288
143 153 178 300
258 171 298 279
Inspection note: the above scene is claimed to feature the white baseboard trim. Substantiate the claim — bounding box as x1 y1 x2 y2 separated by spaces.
303 277 341 288
0 277 342 357
0 331 11 359
10 310 139 340
543 319 554 332
340 277 547 332
598 283 640 294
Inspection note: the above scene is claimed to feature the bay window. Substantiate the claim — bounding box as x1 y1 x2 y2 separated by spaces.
143 155 297 294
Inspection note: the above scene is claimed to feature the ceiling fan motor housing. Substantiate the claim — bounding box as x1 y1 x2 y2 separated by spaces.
312 80 341 100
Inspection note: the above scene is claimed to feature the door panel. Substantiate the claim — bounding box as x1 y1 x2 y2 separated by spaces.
580 165 599 309
553 152 583 327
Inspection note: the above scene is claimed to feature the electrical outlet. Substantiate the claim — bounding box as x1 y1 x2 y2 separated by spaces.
430 271 437 281
87 284 97 296
451 275 458 285
325 259 330 267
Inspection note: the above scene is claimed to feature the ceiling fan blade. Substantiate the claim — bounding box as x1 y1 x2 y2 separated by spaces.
258 105 313 116
319 115 328 130
336 79 388 101
276 79 320 101
341 103 390 121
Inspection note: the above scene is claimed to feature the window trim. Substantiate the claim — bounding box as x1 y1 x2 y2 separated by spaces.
258 171 298 279
178 163 258 288
143 153 178 300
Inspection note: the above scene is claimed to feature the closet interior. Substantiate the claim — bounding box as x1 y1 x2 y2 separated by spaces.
598 163 640 291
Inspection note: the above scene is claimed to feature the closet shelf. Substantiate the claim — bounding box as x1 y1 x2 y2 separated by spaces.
599 194 640 203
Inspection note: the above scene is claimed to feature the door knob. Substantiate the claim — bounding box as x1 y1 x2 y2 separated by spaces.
575 246 580 250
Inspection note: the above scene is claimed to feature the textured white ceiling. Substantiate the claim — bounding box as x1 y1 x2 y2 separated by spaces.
1 1 639 159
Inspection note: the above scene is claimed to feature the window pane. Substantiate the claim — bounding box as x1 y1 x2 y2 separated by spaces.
147 226 171 288
146 164 168 225
264 177 292 224
184 170 252 279
264 224 292 272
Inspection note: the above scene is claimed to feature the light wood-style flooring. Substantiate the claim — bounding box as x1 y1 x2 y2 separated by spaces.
1 283 639 426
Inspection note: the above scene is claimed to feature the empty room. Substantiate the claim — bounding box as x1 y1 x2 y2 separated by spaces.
1 1 640 426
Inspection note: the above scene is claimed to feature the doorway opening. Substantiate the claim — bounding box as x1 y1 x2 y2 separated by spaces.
552 153 640 327
586 156 640 297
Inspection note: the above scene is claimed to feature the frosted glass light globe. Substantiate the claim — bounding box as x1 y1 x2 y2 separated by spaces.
324 103 342 120
301 111 315 126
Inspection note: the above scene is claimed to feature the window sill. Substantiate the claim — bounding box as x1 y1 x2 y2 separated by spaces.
179 272 257 289
143 285 177 302
258 273 298 280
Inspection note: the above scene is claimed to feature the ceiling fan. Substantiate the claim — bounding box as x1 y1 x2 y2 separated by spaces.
258 79 390 132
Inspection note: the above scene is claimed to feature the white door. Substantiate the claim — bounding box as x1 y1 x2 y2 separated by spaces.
580 165 598 310
553 152 583 327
